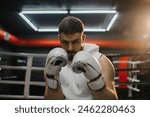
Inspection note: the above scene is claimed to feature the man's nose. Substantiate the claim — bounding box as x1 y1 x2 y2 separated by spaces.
68 42 73 51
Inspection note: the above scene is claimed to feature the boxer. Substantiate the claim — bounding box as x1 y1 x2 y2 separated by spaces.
44 16 118 100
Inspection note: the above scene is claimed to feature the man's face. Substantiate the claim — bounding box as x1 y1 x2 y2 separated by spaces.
59 32 85 61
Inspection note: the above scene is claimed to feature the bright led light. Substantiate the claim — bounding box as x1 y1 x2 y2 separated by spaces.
84 28 106 32
21 11 68 14
106 13 118 31
38 28 58 32
70 10 117 14
19 13 38 31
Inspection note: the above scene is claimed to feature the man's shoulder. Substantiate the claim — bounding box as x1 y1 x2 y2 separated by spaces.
83 43 99 53
83 43 102 60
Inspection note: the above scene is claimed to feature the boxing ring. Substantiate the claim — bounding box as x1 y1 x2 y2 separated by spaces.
0 51 46 99
0 51 150 99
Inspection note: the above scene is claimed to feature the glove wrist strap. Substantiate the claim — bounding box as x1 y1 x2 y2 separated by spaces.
46 76 60 89
87 76 105 91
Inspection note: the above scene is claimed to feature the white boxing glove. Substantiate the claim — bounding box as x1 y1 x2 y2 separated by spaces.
72 51 105 91
44 48 68 89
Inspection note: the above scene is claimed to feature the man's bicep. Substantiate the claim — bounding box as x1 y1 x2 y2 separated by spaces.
98 55 115 90
98 55 115 81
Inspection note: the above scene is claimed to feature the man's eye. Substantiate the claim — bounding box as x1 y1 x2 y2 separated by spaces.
62 41 68 45
72 40 80 44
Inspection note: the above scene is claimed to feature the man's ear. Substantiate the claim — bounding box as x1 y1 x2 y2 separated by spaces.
82 34 86 43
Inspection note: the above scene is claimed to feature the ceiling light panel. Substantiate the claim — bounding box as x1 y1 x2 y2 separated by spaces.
19 10 118 32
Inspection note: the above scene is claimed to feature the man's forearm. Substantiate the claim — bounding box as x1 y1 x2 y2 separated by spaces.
91 86 118 100
44 85 64 100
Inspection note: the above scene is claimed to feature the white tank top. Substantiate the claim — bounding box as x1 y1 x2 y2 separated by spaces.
59 43 102 100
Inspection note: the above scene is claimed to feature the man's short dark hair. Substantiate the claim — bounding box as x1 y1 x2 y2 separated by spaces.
58 16 84 34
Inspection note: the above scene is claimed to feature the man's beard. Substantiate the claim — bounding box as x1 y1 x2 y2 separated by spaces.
67 51 76 61
67 47 83 61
